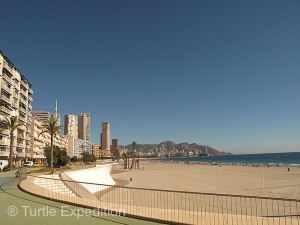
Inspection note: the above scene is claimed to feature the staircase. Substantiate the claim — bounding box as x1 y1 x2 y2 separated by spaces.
34 175 76 197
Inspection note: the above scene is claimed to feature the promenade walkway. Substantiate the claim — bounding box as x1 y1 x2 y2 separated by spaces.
0 170 162 225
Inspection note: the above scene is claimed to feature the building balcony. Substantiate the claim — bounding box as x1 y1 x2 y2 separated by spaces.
33 154 46 159
19 98 27 105
0 139 9 146
19 116 26 123
13 84 20 91
28 96 33 102
0 105 11 115
0 95 11 104
17 152 25 158
0 130 10 136
32 146 43 152
12 102 18 109
3 61 13 74
28 104 32 111
33 142 44 148
21 79 28 87
20 88 27 96
0 150 9 157
28 88 33 95
17 139 25 144
19 107 27 116
1 83 11 93
2 72 12 85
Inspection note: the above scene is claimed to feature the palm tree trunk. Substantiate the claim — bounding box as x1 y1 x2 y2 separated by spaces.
9 131 14 171
50 134 54 173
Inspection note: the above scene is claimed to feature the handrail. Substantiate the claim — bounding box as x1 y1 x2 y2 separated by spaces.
59 171 98 200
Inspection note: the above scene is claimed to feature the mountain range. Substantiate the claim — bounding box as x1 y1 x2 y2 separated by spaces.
119 141 231 155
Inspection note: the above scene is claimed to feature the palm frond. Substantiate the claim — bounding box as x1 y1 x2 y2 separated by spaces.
39 114 62 137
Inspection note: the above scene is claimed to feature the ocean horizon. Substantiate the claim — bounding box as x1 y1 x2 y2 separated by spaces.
156 152 300 166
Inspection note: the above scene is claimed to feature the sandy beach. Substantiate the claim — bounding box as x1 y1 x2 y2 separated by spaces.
23 161 300 224
111 160 300 199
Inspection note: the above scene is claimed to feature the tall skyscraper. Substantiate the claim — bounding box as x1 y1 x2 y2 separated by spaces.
64 114 78 139
78 113 90 143
101 121 110 150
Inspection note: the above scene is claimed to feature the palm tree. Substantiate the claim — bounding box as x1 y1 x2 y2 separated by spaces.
39 114 62 173
122 152 128 169
132 141 137 152
131 141 137 169
0 116 24 171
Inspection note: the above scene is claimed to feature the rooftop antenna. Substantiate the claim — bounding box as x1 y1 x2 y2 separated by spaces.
54 100 58 115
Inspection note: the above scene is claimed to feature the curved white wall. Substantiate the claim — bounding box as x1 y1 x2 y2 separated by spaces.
65 164 116 194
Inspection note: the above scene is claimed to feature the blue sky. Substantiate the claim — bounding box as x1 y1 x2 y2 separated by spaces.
1 0 299 154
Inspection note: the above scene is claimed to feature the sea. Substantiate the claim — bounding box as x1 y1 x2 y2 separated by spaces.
157 152 300 166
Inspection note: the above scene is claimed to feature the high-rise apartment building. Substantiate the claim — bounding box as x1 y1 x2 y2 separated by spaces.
92 144 100 158
66 135 88 158
101 121 110 151
112 139 118 151
0 51 33 165
111 138 119 159
78 113 90 142
29 114 68 164
64 114 78 139
64 113 92 156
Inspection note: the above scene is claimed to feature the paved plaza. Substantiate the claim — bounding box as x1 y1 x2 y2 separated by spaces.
0 169 162 225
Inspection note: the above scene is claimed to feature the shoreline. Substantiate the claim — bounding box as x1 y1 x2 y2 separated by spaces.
152 159 300 168
149 158 300 167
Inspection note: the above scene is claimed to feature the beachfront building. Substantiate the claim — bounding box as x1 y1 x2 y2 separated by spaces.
78 113 91 153
74 138 87 158
60 135 68 150
0 51 33 165
29 114 47 164
101 121 110 151
78 113 90 143
112 139 118 151
101 148 111 159
111 138 119 159
92 144 100 158
66 135 90 158
32 111 50 124
64 113 92 156
65 135 75 157
64 114 78 139
29 114 69 164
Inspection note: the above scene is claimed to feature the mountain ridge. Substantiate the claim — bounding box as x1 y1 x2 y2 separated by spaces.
119 141 231 156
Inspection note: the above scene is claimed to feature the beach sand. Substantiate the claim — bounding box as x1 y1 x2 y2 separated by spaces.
111 160 300 199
